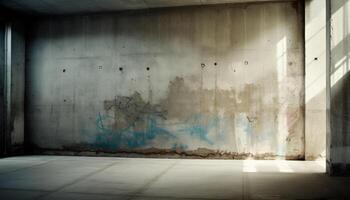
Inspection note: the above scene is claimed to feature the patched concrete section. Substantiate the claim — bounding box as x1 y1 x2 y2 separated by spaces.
27 2 304 159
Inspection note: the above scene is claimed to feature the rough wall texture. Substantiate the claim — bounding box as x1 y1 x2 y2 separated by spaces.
27 2 304 159
305 0 326 160
329 0 350 174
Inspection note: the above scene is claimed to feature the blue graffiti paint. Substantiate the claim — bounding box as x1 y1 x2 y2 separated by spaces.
95 113 175 150
236 113 252 136
95 111 224 150
178 114 215 145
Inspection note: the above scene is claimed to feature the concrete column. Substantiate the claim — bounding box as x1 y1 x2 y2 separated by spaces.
9 21 25 153
0 21 25 155
305 0 327 161
328 0 350 176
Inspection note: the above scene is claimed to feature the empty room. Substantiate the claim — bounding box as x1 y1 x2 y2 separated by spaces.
0 0 349 199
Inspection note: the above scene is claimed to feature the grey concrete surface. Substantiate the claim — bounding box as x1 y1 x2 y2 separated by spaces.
26 1 305 159
0 156 349 200
0 0 295 15
304 0 326 160
0 21 25 155
9 21 25 150
329 0 350 175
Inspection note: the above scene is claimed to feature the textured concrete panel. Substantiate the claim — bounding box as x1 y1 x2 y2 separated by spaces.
26 2 304 159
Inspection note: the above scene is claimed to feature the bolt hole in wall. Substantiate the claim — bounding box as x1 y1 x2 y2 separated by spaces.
26 1 308 160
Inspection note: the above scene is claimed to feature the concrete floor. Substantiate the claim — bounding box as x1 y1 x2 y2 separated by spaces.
0 156 348 200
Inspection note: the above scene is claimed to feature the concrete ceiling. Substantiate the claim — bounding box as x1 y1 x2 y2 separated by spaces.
0 0 294 15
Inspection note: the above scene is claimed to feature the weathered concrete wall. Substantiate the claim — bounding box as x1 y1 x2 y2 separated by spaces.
305 0 326 160
329 0 350 174
26 2 304 159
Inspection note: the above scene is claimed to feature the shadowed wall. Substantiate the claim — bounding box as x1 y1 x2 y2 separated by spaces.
329 0 350 174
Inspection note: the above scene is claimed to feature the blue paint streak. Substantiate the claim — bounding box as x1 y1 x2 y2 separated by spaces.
178 114 214 145
95 112 220 150
95 114 175 150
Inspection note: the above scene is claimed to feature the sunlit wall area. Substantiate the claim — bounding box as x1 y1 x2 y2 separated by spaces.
305 0 326 161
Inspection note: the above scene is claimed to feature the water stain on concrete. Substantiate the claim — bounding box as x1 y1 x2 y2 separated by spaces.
103 91 167 130
81 75 304 159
